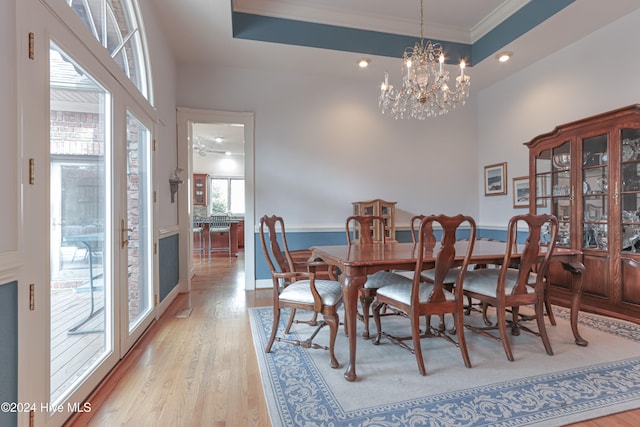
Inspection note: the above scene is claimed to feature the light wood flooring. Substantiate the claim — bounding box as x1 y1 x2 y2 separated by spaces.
65 253 640 426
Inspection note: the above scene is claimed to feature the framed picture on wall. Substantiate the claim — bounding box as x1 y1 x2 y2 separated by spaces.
512 176 530 208
484 162 507 196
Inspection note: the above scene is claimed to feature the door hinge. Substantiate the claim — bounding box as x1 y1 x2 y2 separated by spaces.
28 32 34 60
29 158 35 185
153 191 157 203
154 242 157 255
153 138 157 152
154 294 159 306
29 284 35 310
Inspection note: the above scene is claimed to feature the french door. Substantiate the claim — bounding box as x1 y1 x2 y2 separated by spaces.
18 1 156 425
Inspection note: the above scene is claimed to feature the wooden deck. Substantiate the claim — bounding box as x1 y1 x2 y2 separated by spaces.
51 255 106 403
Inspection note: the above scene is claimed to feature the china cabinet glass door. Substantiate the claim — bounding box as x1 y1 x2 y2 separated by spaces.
535 140 572 246
582 134 609 252
620 129 640 253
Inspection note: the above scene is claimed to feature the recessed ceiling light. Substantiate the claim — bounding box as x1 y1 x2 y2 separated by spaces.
214 137 223 143
357 58 370 68
496 51 513 63
225 151 231 156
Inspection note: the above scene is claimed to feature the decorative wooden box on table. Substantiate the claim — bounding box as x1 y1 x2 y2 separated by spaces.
526 104 640 323
351 199 397 242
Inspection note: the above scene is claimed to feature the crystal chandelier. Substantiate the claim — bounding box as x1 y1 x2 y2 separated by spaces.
379 0 471 119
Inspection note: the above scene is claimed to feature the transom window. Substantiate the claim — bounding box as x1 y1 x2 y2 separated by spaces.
66 0 150 101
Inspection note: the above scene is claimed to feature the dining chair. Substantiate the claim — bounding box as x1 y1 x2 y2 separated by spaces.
372 214 477 376
461 213 559 361
259 215 343 368
345 215 412 339
208 213 232 261
406 214 455 332
393 215 436 276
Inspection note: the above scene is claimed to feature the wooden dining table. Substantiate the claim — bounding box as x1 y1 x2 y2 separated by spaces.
311 240 587 382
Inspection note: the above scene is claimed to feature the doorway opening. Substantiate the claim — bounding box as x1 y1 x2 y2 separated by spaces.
177 108 255 291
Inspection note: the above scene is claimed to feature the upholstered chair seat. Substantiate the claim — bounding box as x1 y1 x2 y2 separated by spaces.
376 282 455 306
420 268 461 285
279 280 343 306
364 270 412 289
461 269 538 297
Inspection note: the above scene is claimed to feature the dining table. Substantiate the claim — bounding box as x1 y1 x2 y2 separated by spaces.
310 240 587 382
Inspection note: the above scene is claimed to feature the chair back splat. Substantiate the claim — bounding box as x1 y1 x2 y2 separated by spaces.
409 214 435 247
260 215 294 276
373 214 477 376
345 215 387 244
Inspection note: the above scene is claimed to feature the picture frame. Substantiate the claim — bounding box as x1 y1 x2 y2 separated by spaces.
484 162 507 196
512 176 530 208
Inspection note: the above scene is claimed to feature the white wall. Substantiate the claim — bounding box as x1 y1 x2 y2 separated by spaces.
138 0 178 229
193 155 244 178
477 9 640 228
176 65 479 230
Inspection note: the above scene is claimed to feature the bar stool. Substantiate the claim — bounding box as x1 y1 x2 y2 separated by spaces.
208 214 232 262
193 217 206 263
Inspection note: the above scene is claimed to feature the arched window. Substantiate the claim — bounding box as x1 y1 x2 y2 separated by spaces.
66 0 151 102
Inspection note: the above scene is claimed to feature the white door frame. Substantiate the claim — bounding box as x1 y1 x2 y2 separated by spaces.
17 2 159 423
176 108 255 291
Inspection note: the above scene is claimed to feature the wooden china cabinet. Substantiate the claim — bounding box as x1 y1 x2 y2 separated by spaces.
526 104 640 322
351 199 397 242
193 173 208 206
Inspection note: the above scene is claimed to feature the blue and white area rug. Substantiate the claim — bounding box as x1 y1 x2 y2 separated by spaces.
249 306 640 426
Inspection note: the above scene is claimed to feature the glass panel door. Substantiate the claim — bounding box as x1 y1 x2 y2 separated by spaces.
620 129 640 253
536 141 572 246
49 43 113 404
582 134 609 251
125 112 153 332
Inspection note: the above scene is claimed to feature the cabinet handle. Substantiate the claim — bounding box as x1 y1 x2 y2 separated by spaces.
614 182 619 203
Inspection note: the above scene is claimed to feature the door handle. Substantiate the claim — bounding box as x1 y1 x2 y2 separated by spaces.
121 219 133 249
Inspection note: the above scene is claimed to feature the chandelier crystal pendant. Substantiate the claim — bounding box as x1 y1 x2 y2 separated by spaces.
379 0 470 119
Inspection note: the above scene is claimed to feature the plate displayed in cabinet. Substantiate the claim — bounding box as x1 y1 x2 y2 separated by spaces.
583 181 590 194
622 137 640 161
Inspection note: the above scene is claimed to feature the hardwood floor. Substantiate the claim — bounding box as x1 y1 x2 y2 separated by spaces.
65 252 640 426
65 253 271 426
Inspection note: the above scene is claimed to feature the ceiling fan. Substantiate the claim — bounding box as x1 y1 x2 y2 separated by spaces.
193 136 228 157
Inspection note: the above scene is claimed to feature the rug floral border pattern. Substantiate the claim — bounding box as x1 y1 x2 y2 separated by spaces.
251 307 640 426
